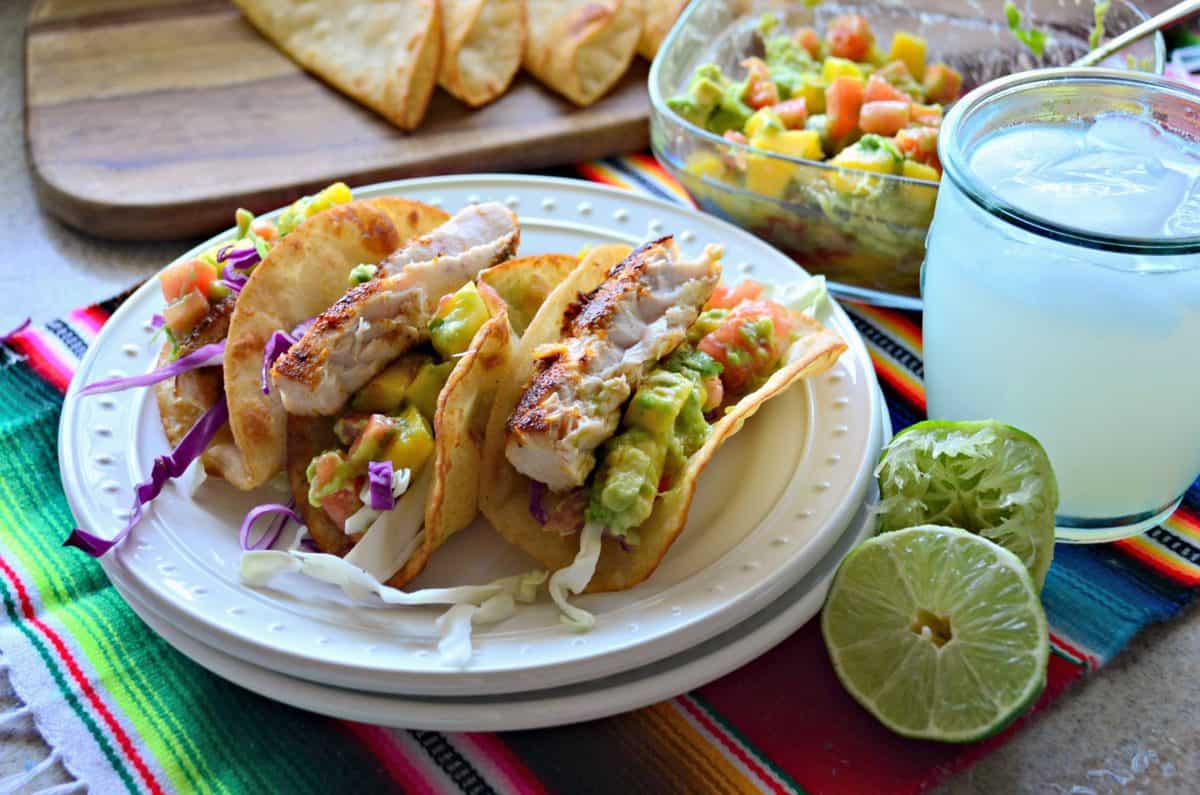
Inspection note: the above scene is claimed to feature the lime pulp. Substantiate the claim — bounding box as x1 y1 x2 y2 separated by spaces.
875 419 1058 590
822 525 1049 742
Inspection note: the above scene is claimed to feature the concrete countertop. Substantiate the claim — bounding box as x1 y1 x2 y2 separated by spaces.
2 1 1196 792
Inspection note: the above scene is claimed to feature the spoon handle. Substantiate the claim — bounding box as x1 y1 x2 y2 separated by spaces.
1074 0 1200 67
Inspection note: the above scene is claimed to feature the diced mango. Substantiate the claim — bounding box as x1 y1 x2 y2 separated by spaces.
795 74 827 115
382 405 435 472
820 57 864 84
888 31 927 81
745 154 794 199
743 129 824 199
744 108 784 138
351 355 430 413
684 151 726 180
902 160 940 182
754 129 824 161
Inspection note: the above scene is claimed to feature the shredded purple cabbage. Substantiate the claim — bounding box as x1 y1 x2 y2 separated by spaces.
291 317 315 338
65 398 229 557
528 481 549 525
603 529 633 552
1 318 31 344
149 314 166 330
217 278 243 295
239 502 302 551
367 460 395 511
704 408 722 423
220 262 249 290
217 244 260 271
260 331 297 394
546 489 587 536
78 341 225 396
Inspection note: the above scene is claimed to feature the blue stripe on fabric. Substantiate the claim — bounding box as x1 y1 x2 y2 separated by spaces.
1043 544 1196 662
604 158 679 203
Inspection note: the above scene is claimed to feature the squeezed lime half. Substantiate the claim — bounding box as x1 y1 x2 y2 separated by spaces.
822 525 1049 742
875 419 1058 590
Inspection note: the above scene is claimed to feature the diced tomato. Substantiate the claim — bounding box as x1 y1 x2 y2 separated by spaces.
322 484 364 532
772 97 808 129
701 375 724 412
794 27 821 59
162 289 209 338
723 130 748 145
895 127 941 171
859 101 911 136
706 279 764 310
910 103 943 127
826 14 874 62
741 58 779 110
161 258 218 304
250 218 278 243
864 74 910 104
697 300 797 393
923 63 963 105
825 76 865 142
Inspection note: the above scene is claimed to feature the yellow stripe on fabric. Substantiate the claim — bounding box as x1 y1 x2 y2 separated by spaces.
634 702 763 795
1164 513 1200 544
0 477 217 794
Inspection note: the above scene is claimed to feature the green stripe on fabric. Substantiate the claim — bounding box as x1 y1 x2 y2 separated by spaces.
689 695 809 795
0 576 140 794
0 359 403 795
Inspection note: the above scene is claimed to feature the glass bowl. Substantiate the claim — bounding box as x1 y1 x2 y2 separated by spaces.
649 0 1164 307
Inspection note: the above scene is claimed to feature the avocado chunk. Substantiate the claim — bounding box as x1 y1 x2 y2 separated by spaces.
429 282 490 359
687 308 730 344
347 414 399 468
623 370 695 440
586 429 667 539
306 449 354 508
407 360 455 424
351 354 431 413
666 95 713 129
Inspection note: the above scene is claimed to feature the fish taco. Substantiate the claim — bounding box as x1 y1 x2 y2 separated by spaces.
480 238 847 602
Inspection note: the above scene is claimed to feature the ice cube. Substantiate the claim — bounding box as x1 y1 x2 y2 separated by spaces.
968 123 1085 186
1085 112 1162 153
1164 177 1200 237
993 148 1188 238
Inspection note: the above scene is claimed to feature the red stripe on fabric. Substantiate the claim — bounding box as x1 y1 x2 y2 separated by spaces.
1112 536 1200 587
676 697 790 795
1168 505 1200 538
697 620 1085 794
860 304 922 347
459 733 551 795
575 162 626 189
70 306 110 336
340 722 439 795
0 556 165 795
5 333 72 393
1049 632 1098 671
868 350 926 413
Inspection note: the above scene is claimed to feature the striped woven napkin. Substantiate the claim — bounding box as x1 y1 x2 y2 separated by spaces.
0 156 1196 794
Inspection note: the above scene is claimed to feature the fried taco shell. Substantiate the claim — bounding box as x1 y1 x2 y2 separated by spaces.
439 0 526 107
479 245 847 592
523 0 644 107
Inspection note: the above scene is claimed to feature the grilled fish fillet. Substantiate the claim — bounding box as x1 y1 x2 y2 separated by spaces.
505 237 721 491
271 203 519 416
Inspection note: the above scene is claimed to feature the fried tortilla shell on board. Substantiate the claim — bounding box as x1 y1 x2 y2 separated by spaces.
153 296 256 487
638 0 687 60
288 284 516 588
478 253 579 336
479 245 848 592
224 199 449 490
439 0 526 107
232 0 442 131
523 0 644 107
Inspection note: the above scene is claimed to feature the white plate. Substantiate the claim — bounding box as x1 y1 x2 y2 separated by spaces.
118 481 881 731
60 175 883 697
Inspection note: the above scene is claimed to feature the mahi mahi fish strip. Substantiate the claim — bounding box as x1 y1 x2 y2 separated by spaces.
271 202 519 416
505 237 721 492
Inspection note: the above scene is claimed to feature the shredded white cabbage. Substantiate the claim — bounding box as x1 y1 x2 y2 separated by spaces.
344 466 429 581
771 275 829 318
238 548 546 664
548 522 604 631
343 466 415 537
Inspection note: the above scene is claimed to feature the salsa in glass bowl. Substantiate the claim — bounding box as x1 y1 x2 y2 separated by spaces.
649 0 1163 307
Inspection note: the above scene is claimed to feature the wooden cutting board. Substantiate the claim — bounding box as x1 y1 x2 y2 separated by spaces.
26 0 653 241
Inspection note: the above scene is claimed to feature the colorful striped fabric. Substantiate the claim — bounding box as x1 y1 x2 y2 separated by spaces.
1 156 1197 795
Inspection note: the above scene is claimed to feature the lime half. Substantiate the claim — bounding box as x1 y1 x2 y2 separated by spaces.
822 525 1049 742
876 419 1058 590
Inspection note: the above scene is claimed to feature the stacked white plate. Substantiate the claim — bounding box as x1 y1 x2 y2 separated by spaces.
60 177 887 731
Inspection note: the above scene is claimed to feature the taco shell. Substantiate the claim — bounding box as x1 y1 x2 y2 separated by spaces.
479 245 848 592
523 0 644 107
638 0 687 60
289 283 516 588
225 198 449 489
478 253 579 336
439 0 526 107
233 0 442 131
